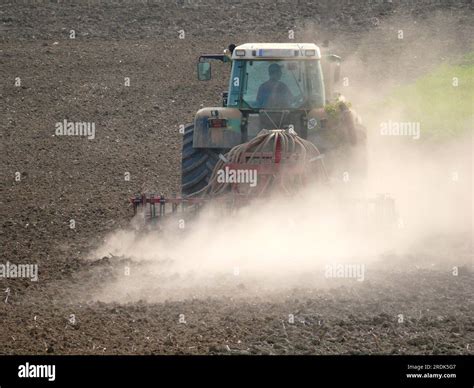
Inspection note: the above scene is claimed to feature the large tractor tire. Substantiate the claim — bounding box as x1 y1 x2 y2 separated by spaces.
181 124 224 197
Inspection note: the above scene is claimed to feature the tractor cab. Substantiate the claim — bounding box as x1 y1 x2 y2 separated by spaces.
225 43 326 110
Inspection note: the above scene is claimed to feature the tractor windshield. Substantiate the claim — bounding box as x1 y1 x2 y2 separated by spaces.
228 59 325 109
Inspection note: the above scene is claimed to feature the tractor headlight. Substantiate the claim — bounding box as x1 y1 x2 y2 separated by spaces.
307 118 318 130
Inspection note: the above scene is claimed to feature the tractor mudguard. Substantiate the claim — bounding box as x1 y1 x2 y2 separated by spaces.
193 107 242 148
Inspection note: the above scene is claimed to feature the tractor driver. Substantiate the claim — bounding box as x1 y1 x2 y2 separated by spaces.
256 63 293 108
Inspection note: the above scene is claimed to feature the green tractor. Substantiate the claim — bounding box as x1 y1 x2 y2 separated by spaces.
182 43 367 196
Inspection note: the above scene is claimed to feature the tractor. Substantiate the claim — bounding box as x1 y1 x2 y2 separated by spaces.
182 42 367 196
131 43 393 225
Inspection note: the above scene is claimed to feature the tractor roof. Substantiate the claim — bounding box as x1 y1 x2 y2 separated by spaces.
231 43 321 60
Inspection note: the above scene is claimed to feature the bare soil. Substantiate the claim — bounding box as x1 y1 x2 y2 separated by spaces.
1 0 473 355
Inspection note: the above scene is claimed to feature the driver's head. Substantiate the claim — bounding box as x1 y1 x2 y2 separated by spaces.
268 63 282 81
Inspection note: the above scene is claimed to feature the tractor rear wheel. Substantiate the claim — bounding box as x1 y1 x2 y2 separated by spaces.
181 124 224 197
